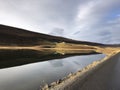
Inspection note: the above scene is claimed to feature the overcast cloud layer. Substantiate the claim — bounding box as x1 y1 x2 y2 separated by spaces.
0 0 120 44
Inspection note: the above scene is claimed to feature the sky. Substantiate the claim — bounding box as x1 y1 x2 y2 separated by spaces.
0 0 120 44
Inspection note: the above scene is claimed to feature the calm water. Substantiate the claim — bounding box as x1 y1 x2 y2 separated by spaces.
0 53 105 90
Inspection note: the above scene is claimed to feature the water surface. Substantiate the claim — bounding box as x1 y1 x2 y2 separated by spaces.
0 53 105 90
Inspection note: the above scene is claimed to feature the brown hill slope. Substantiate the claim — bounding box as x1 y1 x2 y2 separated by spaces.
0 24 119 47
0 24 105 46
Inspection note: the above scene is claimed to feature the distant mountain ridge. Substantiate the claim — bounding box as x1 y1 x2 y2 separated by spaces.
0 24 119 47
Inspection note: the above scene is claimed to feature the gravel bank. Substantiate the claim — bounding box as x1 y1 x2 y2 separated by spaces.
41 51 119 90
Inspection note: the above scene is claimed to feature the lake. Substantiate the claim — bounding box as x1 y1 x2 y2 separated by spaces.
0 50 105 90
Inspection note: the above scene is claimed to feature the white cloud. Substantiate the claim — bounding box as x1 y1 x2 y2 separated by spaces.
0 0 81 33
0 0 120 44
74 0 120 31
67 0 120 44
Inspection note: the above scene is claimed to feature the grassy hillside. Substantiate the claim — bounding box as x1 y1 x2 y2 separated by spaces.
0 24 105 46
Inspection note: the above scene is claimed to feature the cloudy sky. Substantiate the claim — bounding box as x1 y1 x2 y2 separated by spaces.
0 0 120 44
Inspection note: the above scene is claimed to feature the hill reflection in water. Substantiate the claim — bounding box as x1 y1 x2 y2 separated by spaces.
0 50 105 90
0 49 99 69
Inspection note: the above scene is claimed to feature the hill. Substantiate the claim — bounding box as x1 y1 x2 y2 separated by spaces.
0 24 105 46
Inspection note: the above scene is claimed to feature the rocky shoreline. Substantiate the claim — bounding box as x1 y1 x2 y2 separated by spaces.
41 51 119 90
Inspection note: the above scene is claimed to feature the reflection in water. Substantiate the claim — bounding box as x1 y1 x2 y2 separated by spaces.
0 49 98 69
0 50 105 90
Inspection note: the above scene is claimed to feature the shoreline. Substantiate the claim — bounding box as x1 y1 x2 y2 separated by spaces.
0 45 119 90
41 51 120 90
0 46 97 55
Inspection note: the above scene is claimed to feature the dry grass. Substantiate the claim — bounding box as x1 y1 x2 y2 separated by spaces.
0 42 119 55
